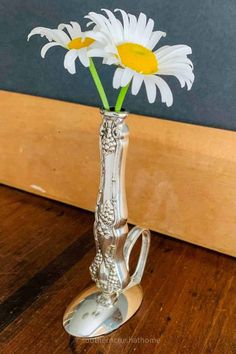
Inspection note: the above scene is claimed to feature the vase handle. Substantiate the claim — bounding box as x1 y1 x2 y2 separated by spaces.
123 226 151 289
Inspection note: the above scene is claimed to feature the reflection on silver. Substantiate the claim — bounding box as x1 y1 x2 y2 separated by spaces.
63 109 151 337
63 284 143 337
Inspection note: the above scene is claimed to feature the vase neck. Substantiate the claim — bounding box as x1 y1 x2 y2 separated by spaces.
100 108 128 122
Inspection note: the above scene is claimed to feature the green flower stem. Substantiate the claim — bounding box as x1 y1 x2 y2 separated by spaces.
115 82 130 112
89 58 110 111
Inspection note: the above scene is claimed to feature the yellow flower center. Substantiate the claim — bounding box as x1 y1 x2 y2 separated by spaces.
117 42 158 74
67 37 94 50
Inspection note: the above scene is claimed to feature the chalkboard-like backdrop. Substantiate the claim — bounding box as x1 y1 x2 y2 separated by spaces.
0 0 235 130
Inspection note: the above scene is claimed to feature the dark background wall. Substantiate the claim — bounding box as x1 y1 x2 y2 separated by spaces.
0 0 235 131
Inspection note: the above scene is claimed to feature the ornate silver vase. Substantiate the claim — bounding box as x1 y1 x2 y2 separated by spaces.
63 109 151 338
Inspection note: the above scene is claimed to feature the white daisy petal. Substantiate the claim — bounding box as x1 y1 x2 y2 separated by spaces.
121 68 134 87
28 27 69 47
144 77 157 103
103 56 119 65
86 21 94 27
147 31 166 50
131 74 143 95
85 12 102 25
78 48 90 67
70 21 82 34
28 27 54 42
159 63 194 72
160 55 193 68
128 14 138 39
101 9 123 41
154 45 170 57
64 49 78 74
40 42 62 58
87 48 108 58
137 12 147 31
85 12 113 37
134 12 147 42
104 45 118 54
158 67 194 83
113 68 124 89
114 9 129 41
176 74 194 89
186 80 193 90
175 74 186 88
156 45 192 61
153 76 173 106
185 58 194 68
87 30 111 45
58 23 74 39
141 18 155 45
50 29 70 46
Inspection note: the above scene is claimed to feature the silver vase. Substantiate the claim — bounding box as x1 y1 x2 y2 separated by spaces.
63 109 151 338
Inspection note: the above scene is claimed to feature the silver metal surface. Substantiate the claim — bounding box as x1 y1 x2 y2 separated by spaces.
63 109 151 337
63 284 143 337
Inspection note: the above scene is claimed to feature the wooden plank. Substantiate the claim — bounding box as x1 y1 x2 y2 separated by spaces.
0 90 235 256
0 185 93 303
0 186 235 353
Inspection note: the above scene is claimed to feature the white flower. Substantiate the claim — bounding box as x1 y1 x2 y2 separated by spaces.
86 9 194 106
28 22 96 74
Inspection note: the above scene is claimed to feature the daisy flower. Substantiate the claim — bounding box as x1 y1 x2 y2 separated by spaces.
86 9 194 107
27 22 96 74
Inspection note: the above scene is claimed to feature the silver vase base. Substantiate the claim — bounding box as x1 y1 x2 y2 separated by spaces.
63 284 143 338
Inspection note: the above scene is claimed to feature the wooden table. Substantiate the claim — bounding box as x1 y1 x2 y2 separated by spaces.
0 185 235 353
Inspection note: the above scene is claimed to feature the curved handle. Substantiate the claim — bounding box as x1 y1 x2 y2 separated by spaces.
123 226 151 288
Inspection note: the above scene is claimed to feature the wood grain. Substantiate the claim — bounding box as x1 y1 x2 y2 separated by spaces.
0 185 235 354
0 90 236 256
0 185 93 303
